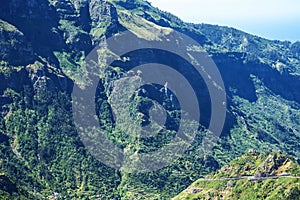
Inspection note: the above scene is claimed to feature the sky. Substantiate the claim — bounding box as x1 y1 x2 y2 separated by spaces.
148 0 300 42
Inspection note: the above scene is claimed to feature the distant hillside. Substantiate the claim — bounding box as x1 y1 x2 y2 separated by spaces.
173 151 300 200
0 0 300 199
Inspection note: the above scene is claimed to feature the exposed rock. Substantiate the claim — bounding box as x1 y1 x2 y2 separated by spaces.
27 64 73 93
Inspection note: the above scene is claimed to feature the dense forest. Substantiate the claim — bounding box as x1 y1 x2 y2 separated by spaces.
0 0 299 199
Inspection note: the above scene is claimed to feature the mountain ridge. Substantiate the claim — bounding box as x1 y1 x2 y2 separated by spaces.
0 0 299 199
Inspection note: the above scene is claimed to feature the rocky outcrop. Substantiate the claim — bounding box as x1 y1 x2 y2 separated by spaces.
1 0 300 199
0 64 72 102
27 64 73 93
0 20 34 65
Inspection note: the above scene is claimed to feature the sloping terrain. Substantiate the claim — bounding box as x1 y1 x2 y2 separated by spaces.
0 0 299 199
173 152 300 200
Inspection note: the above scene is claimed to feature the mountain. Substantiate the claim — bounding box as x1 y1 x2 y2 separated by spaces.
173 151 300 200
0 0 299 199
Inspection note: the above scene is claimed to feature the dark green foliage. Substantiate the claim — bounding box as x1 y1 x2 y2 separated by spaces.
0 70 121 198
0 0 300 199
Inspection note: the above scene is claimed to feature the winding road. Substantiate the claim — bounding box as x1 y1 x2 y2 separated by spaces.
185 175 300 194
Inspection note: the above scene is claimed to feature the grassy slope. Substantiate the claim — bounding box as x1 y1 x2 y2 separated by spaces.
173 178 300 200
173 152 300 200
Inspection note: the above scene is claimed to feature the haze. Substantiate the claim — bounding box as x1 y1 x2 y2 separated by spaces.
149 0 300 41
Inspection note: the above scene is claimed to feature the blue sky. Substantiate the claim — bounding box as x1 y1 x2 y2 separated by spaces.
149 0 300 42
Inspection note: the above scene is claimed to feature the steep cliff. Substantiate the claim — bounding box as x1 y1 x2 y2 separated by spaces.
0 0 299 199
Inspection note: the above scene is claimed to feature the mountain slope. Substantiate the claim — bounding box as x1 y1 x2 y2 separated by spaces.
0 0 299 199
173 152 300 200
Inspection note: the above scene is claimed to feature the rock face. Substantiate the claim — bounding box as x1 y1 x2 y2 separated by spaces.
27 64 73 93
195 24 300 71
214 152 300 178
0 65 72 95
0 0 118 66
0 20 34 65
89 0 118 25
0 0 300 199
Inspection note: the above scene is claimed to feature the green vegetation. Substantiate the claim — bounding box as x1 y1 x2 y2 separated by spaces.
212 151 300 178
173 152 300 200
54 51 78 70
193 23 300 75
0 0 300 199
1 84 121 199
0 20 20 33
174 178 300 200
